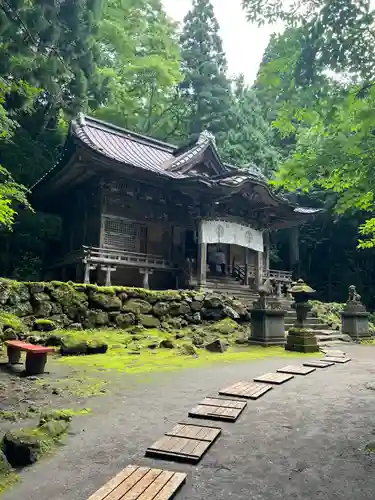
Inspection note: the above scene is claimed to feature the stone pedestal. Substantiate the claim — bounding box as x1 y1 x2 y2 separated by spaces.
341 311 371 341
25 353 48 376
285 327 319 353
285 279 319 353
250 309 286 346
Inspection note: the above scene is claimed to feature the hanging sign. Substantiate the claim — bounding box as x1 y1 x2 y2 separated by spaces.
199 220 263 252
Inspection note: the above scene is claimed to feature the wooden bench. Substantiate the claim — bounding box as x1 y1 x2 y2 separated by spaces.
88 465 186 500
5 340 54 375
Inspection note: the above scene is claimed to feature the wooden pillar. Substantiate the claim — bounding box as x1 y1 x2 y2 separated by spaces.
139 268 153 289
244 247 249 286
255 251 264 290
101 265 116 286
289 226 300 276
263 230 270 273
197 220 207 287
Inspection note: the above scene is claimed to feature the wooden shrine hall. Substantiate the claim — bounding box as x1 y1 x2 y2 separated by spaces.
32 115 320 294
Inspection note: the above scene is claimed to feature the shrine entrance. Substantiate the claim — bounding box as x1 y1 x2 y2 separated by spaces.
196 219 266 289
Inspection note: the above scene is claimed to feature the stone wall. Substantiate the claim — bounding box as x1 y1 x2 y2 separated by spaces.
0 279 251 335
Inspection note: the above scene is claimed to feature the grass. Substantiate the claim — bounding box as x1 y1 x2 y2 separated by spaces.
0 407 92 422
56 327 316 376
0 471 19 495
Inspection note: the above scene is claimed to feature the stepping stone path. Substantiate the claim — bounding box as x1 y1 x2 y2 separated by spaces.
88 354 353 498
188 397 247 422
323 356 351 363
219 381 273 399
87 465 186 500
321 349 346 357
146 423 221 464
277 365 316 375
253 372 294 385
303 360 336 368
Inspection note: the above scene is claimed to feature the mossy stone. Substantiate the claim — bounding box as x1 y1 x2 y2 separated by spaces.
190 301 203 312
204 295 223 309
139 314 160 328
152 302 171 317
212 318 239 335
0 451 12 476
3 429 42 466
159 339 175 349
122 299 152 315
0 328 18 341
179 343 198 356
7 301 33 317
85 310 109 328
34 319 56 332
115 313 135 328
89 293 122 311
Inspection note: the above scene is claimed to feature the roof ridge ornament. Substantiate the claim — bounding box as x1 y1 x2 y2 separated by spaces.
245 163 266 181
198 130 216 147
76 112 86 127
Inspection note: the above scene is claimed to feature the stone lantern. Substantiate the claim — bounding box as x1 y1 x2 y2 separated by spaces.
250 279 287 346
285 279 319 353
341 285 371 341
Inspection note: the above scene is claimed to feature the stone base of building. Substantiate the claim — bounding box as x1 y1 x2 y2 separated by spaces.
285 327 319 353
250 309 287 347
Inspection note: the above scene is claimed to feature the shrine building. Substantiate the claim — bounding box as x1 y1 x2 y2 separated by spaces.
31 115 320 295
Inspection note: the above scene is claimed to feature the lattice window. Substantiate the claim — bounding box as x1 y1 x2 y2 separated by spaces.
102 216 140 251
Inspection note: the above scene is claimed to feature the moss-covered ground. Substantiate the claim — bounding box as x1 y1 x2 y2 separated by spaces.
56 326 314 374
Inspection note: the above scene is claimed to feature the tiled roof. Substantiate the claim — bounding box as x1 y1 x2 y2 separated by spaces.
32 114 322 217
73 115 183 179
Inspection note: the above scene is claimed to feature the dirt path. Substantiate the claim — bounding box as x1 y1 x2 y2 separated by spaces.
2 344 375 500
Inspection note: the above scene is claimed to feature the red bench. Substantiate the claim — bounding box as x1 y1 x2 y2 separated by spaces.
5 340 55 375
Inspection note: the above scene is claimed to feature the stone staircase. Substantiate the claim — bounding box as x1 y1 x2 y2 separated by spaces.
200 276 260 303
284 310 351 345
199 276 350 345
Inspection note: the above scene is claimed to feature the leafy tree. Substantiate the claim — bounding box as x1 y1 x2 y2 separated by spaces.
222 76 278 175
242 0 375 82
0 0 107 116
180 0 232 142
93 0 184 140
0 79 33 230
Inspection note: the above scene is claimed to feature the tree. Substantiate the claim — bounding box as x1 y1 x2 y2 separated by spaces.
222 76 278 175
0 0 107 116
180 0 232 142
93 0 184 140
0 80 33 230
242 0 375 82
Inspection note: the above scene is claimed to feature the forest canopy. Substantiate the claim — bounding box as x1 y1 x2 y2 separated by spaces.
1 0 375 302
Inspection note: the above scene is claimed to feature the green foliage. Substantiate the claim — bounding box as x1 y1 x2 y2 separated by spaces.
93 0 183 139
0 166 32 230
243 0 375 81
222 76 278 175
179 0 232 141
273 85 375 246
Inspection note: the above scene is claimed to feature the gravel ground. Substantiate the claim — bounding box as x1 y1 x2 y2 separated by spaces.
3 344 375 500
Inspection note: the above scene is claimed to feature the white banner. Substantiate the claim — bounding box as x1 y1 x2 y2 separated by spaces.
200 220 263 252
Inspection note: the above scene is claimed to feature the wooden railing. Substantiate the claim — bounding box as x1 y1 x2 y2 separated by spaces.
235 265 292 284
82 246 172 270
